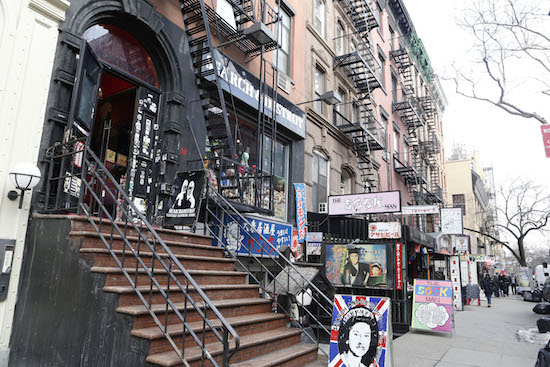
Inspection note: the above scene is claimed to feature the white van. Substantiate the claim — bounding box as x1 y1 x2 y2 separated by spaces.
534 263 550 289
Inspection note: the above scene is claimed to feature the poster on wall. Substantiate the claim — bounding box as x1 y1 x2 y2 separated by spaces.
454 235 470 254
306 232 322 256
517 267 534 292
219 215 291 256
441 207 463 234
450 256 463 311
411 279 453 333
330 295 392 367
165 170 205 226
325 244 388 288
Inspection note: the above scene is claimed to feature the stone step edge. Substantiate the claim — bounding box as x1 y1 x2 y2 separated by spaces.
103 283 260 294
230 343 318 367
81 248 234 263
132 312 285 340
70 230 219 251
146 328 301 366
117 297 271 316
91 266 246 277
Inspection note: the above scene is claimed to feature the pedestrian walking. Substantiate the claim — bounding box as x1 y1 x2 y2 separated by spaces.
511 275 517 295
499 274 507 297
481 273 493 307
504 276 510 296
493 275 500 297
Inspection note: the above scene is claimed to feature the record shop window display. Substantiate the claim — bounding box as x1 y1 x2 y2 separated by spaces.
81 24 160 214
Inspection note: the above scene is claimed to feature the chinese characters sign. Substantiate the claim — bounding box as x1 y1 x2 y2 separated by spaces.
328 191 401 215
411 279 453 333
325 244 388 288
330 295 392 367
369 222 401 239
294 183 307 243
219 214 291 256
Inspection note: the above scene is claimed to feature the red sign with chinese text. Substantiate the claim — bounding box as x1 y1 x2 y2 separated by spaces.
395 243 403 290
542 125 550 158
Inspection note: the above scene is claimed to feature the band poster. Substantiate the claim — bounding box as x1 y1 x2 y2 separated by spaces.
165 170 205 226
329 295 392 367
325 245 388 288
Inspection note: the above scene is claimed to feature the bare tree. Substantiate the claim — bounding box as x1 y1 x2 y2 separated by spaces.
526 243 550 268
466 179 550 266
451 0 549 124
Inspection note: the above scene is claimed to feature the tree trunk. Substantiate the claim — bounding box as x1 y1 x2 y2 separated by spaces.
518 238 527 267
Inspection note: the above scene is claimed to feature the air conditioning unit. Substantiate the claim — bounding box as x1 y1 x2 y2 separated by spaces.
319 202 328 213
277 72 291 93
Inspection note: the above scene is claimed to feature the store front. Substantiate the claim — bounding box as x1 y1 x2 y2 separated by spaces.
34 0 206 224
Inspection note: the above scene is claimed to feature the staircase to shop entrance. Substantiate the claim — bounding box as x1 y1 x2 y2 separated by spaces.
68 215 324 367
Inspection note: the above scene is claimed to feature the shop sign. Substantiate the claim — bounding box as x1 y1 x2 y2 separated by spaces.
450 256 463 311
401 205 439 215
441 207 463 234
434 234 452 255
306 232 323 242
541 125 550 158
294 183 307 243
469 261 479 285
165 170 205 226
291 228 304 261
330 295 392 367
208 49 306 138
73 141 85 168
328 191 401 216
325 244 388 288
307 242 322 255
411 279 453 333
219 214 291 256
395 243 403 291
460 257 470 287
454 235 470 254
368 222 401 239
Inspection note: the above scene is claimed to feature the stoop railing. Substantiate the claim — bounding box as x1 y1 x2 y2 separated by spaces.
45 139 239 367
203 187 334 355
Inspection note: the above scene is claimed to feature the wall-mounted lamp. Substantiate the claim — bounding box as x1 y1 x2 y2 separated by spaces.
7 163 41 209
296 90 342 106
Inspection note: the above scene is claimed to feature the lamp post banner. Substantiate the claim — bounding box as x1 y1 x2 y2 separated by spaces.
328 191 401 215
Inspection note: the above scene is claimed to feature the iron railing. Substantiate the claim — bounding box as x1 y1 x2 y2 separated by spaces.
203 187 334 356
45 139 240 367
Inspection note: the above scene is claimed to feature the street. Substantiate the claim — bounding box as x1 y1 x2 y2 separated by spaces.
393 295 547 366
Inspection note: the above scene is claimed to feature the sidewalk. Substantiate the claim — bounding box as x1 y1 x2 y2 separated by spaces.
393 295 546 366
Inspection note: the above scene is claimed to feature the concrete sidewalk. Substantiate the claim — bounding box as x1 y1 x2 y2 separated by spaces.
393 295 546 366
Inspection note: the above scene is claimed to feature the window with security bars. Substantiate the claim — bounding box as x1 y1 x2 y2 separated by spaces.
452 194 466 215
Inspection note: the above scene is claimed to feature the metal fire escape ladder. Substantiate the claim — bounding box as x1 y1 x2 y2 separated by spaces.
334 0 382 192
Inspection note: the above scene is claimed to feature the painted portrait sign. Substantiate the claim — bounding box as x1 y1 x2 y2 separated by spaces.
517 267 533 292
325 245 388 288
411 279 453 333
330 295 392 367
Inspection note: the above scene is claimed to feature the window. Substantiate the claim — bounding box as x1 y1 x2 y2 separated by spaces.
453 194 466 214
216 0 237 29
391 74 398 103
312 151 328 212
389 25 395 50
334 87 346 125
378 52 386 88
380 113 388 150
351 102 359 124
340 169 352 195
393 129 399 156
314 66 325 113
349 39 356 53
336 22 345 55
275 5 292 75
315 0 325 37
376 2 383 36
403 141 409 165
262 136 288 219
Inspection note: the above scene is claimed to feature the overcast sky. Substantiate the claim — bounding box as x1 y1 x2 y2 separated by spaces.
404 0 550 187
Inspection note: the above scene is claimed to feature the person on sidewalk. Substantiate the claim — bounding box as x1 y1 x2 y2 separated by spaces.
511 274 517 295
499 274 508 296
481 273 493 307
493 275 500 298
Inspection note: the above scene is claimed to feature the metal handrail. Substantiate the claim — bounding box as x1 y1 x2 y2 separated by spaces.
203 185 334 356
49 141 240 367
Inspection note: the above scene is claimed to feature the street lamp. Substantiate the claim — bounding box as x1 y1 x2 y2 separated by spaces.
296 90 342 106
7 162 41 209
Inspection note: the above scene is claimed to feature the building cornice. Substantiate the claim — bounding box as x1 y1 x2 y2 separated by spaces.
29 0 70 23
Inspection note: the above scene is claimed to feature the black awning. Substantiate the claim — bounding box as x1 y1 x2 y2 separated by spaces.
405 225 434 248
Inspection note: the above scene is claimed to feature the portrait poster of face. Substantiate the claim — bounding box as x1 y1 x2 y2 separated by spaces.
411 279 453 333
329 295 392 367
325 245 388 288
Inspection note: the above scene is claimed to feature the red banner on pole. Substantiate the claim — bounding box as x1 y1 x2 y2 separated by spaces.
541 125 550 158
395 242 403 290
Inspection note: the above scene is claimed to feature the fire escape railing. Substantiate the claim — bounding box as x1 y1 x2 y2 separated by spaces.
45 139 240 367
203 186 334 358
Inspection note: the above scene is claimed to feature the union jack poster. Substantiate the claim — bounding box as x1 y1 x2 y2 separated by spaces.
330 295 392 367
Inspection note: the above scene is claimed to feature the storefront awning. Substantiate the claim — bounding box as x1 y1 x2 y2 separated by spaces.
405 226 434 249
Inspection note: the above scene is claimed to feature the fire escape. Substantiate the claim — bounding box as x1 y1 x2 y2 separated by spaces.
181 0 280 213
334 0 383 192
390 44 427 204
419 94 444 205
